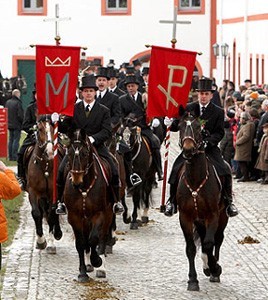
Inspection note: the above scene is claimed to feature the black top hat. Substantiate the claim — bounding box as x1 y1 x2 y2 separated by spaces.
124 75 139 86
79 74 98 90
142 67 149 76
196 77 213 91
120 62 130 68
107 59 115 67
132 58 141 66
107 67 118 78
95 67 110 79
126 66 135 75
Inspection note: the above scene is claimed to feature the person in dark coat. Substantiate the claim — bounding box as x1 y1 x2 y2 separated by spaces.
16 89 37 189
56 75 124 215
5 89 24 161
95 67 121 128
256 99 268 146
119 75 163 188
107 67 125 97
164 77 238 218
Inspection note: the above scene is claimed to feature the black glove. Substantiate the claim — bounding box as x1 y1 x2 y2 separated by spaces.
201 129 210 139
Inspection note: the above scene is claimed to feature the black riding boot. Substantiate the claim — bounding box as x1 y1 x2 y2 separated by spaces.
153 149 163 181
111 175 124 215
223 174 238 217
164 184 178 217
55 157 67 215
17 158 26 191
124 151 142 189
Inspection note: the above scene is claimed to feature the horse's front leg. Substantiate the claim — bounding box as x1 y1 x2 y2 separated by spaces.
46 209 62 254
130 189 140 230
74 230 89 283
29 194 47 250
203 216 222 282
179 215 199 291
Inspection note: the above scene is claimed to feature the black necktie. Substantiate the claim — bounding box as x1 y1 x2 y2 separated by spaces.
132 95 135 101
85 104 90 112
201 106 206 115
98 93 102 100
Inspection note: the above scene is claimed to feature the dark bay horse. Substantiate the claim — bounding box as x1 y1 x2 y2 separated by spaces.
121 117 156 230
26 117 62 253
63 129 113 282
176 113 228 291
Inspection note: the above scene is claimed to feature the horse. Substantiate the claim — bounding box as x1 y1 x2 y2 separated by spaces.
63 129 113 282
121 116 156 230
25 116 63 254
176 113 229 291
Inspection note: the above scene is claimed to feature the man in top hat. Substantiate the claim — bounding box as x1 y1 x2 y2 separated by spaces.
95 67 121 129
119 75 163 189
56 74 124 215
164 77 239 218
107 68 125 97
132 58 145 93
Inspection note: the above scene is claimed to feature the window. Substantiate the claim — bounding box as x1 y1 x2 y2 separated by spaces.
102 0 131 15
179 0 201 10
107 0 127 11
18 0 47 15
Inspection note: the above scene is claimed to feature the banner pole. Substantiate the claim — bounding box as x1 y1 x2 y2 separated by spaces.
160 125 171 212
51 113 59 206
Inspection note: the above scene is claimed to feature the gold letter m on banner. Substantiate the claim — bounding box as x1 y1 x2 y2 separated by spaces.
157 65 188 110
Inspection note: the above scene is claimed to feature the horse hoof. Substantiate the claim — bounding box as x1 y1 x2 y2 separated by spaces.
78 274 89 283
46 246 56 254
137 219 143 226
106 245 113 254
141 216 149 224
107 237 116 247
203 268 210 277
123 215 131 224
130 222 139 230
86 264 94 273
96 270 106 278
36 240 47 250
90 254 102 268
210 275 220 283
187 281 200 291
54 230 63 241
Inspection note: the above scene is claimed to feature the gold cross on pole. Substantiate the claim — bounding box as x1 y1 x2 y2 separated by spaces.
43 4 71 46
159 6 191 48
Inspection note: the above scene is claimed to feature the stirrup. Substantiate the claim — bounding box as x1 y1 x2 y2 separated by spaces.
130 173 142 186
113 202 125 215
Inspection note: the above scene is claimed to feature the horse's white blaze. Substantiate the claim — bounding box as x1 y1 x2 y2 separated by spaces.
37 235 46 244
46 142 53 160
201 252 209 269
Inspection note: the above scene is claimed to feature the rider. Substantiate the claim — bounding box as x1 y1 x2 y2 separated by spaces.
56 75 124 215
164 77 239 218
17 88 37 190
119 75 163 189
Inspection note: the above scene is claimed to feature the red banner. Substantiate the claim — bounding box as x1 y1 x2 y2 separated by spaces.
36 45 80 116
147 46 197 118
0 108 8 157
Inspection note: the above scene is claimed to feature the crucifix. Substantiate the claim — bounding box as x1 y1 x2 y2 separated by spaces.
159 6 191 48
43 4 71 46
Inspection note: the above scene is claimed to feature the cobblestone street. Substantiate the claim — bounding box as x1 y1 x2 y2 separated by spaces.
1 133 268 300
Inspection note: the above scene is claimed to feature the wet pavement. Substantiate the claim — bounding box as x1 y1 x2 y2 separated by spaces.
1 133 268 300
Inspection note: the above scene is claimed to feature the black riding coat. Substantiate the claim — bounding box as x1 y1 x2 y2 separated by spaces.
21 100 37 145
97 90 121 127
120 92 160 149
169 101 229 184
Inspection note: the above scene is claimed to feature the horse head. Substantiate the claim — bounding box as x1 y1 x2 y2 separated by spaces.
36 116 54 160
121 114 142 147
179 113 204 161
67 128 93 187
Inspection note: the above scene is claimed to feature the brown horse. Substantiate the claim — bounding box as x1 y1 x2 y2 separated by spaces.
176 113 228 291
121 117 156 230
63 129 113 282
26 117 62 253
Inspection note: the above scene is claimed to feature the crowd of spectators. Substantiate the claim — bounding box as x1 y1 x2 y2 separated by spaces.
218 79 268 184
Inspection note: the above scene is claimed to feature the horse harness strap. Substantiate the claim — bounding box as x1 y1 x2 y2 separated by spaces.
78 182 96 219
93 153 109 186
183 169 209 212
